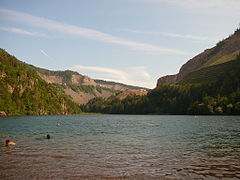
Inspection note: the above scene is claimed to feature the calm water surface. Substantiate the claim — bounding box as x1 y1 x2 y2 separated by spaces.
0 115 240 180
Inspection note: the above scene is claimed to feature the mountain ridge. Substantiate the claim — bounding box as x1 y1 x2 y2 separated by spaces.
157 28 240 86
82 27 240 115
0 48 148 115
28 65 148 90
28 65 148 104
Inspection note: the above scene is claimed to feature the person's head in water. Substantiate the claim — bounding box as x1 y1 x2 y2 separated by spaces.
46 134 50 139
5 140 10 146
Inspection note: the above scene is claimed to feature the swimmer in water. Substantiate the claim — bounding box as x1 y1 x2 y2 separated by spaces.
5 140 15 146
46 134 50 139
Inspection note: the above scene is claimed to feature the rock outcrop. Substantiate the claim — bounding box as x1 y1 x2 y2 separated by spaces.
35 69 147 104
38 73 63 84
157 74 177 86
71 74 96 86
176 49 211 82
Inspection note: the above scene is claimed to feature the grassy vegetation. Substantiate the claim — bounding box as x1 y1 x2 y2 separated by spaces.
68 83 95 94
179 58 240 84
67 83 117 97
204 50 240 67
95 79 149 90
206 40 225 59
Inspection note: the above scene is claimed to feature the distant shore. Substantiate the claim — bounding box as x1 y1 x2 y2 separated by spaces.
0 112 105 117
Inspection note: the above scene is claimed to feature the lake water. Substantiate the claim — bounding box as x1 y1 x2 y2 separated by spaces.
0 115 240 180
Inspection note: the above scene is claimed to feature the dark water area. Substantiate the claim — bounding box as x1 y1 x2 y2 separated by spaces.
0 115 240 180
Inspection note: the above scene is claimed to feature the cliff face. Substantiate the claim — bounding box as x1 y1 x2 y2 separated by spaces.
157 74 177 87
38 73 63 84
35 71 116 104
38 72 96 86
71 74 96 86
33 66 147 104
157 28 240 86
176 49 212 82
157 49 212 86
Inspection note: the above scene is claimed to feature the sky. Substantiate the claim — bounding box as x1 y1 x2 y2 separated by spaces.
0 0 240 88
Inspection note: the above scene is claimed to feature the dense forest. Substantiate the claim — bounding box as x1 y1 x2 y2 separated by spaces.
82 54 240 115
0 49 81 115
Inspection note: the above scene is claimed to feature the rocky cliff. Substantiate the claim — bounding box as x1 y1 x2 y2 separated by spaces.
31 65 148 104
157 28 240 86
157 74 177 87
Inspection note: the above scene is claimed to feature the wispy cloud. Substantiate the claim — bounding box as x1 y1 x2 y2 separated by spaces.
70 65 154 88
129 0 240 14
0 8 190 55
131 0 240 9
171 0 240 10
40 49 52 59
120 29 220 42
72 65 128 81
0 27 47 37
128 66 151 79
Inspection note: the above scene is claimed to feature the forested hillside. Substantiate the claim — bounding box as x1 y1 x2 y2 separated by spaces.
83 50 240 115
0 49 81 115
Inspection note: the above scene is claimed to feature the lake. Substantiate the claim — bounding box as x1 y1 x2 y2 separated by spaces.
0 115 240 180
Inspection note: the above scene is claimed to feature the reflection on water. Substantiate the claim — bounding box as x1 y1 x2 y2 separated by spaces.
0 115 240 180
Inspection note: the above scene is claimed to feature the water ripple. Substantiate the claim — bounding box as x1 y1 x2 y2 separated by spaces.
0 115 240 179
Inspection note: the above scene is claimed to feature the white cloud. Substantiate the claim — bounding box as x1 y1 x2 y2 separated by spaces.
159 32 219 42
0 8 190 55
40 49 52 59
72 65 128 81
129 0 240 14
0 27 47 37
120 29 220 42
70 65 154 88
128 66 151 79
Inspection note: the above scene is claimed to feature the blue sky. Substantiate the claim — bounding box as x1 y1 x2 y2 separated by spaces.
0 0 240 88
